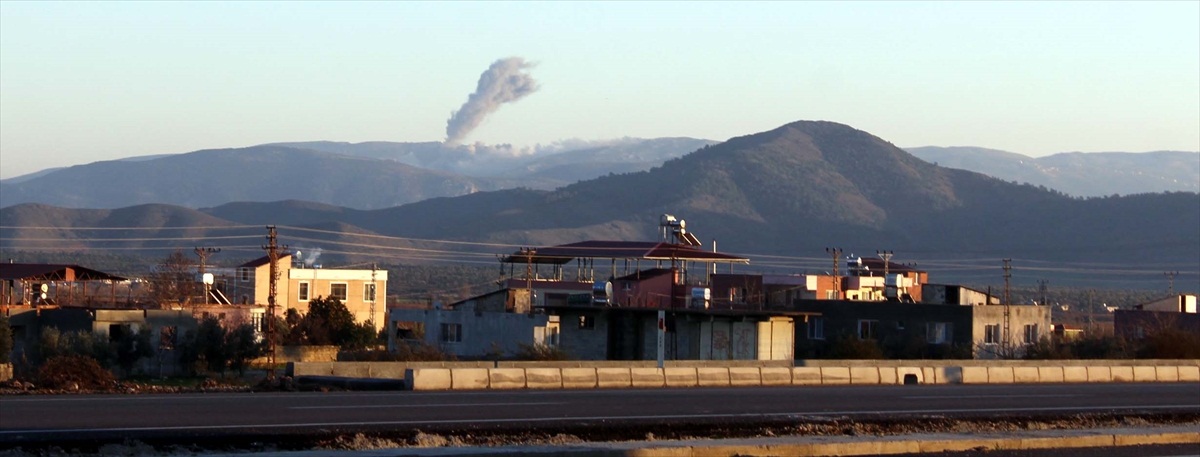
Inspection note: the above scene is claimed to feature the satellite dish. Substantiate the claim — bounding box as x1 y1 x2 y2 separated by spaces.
295 250 302 259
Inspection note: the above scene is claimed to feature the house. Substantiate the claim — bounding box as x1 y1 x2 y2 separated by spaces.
387 289 556 358
1114 294 1200 341
791 298 1051 359
230 254 387 330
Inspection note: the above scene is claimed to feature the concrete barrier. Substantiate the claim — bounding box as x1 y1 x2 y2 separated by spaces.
1110 366 1133 382
452 368 490 390
879 367 900 385
406 368 451 391
525 368 563 389
1179 365 1200 382
760 367 792 386
1088 366 1114 382
729 367 762 386
0 363 11 382
849 367 880 385
489 368 526 389
792 367 822 385
697 367 731 387
820 367 851 385
1133 366 1157 382
630 368 665 388
1038 366 1064 383
1013 367 1039 383
987 366 1015 384
664 367 698 387
597 368 632 388
960 366 988 384
896 367 922 385
1154 366 1179 382
562 367 598 388
1063 366 1088 382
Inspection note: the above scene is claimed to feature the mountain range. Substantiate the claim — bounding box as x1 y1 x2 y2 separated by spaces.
906 146 1199 196
2 135 1196 211
3 121 1197 289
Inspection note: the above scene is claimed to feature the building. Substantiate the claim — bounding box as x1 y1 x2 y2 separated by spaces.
791 298 1050 359
1 263 131 309
1114 294 1200 341
230 254 388 330
387 289 556 358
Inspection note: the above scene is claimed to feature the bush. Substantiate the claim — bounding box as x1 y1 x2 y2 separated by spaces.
514 343 569 361
0 313 11 364
1136 328 1200 359
826 334 884 359
37 355 115 390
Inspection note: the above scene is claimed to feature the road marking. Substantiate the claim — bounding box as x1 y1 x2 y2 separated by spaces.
2 404 1196 435
290 402 563 410
902 394 1086 399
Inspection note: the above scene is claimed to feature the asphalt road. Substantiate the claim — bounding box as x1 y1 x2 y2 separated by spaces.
1 382 1197 449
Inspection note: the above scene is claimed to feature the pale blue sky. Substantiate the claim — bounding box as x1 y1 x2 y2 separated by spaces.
1 1 1197 179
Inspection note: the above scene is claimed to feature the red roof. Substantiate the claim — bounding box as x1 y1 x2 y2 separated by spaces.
238 254 292 268
502 241 749 265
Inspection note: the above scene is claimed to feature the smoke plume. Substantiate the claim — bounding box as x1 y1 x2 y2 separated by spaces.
445 57 539 146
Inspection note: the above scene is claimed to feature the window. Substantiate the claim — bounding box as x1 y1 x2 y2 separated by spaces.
440 323 462 343
825 290 837 300
330 283 348 301
926 322 953 344
298 282 310 301
364 283 376 302
239 268 250 282
1023 324 1039 344
984 324 1001 344
857 319 879 340
578 315 595 330
807 317 825 340
108 324 129 342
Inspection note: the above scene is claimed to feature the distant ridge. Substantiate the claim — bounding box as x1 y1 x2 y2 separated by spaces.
2 121 1196 289
907 146 1199 197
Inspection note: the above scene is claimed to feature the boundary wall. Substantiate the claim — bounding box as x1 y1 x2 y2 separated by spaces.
285 360 1200 391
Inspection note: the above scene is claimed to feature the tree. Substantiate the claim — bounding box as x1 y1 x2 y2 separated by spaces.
0 313 11 364
114 327 155 376
226 323 266 376
179 316 230 376
147 250 198 308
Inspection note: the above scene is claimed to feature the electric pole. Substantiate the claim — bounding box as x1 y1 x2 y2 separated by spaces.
877 250 893 300
262 225 287 380
1002 258 1012 351
1037 279 1049 306
825 247 842 300
194 247 220 305
370 263 378 331
1165 271 1178 295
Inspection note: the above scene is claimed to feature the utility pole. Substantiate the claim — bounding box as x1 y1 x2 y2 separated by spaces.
370 263 378 331
1002 258 1012 351
262 226 287 380
877 250 893 300
194 247 220 305
825 247 842 300
524 248 536 311
1037 279 1049 306
1165 271 1179 295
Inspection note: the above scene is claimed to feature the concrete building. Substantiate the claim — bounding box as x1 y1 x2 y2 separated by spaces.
1114 294 1200 341
387 289 556 358
1 263 130 309
791 298 1051 359
231 254 387 330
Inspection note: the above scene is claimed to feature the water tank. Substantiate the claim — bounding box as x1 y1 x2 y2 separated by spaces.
592 281 612 306
691 287 711 309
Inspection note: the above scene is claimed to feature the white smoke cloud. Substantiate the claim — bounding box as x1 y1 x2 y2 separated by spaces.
444 57 540 146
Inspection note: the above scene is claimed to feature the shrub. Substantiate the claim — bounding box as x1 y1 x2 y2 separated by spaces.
826 334 884 359
37 355 115 390
1136 328 1200 359
514 343 569 361
0 313 11 364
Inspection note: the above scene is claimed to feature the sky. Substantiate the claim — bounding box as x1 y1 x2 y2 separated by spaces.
1 1 1198 179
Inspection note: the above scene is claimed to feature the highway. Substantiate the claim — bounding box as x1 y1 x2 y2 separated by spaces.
1 382 1197 449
